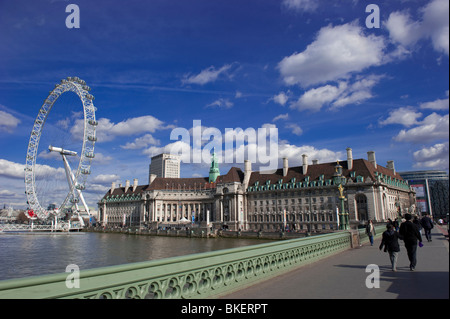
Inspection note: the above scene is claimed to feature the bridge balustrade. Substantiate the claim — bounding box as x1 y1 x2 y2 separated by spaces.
0 229 383 299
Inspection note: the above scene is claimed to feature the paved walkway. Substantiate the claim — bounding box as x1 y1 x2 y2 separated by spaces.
222 227 449 299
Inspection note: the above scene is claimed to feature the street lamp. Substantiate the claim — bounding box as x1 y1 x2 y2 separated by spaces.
334 161 349 230
338 184 349 230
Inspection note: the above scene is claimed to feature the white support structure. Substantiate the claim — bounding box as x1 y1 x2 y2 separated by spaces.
49 146 88 227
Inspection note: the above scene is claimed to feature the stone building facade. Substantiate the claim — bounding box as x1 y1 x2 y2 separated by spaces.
98 148 416 231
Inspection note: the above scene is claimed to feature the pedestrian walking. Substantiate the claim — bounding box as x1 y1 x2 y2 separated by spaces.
379 224 401 271
365 220 376 246
413 215 422 235
420 213 434 242
399 213 423 271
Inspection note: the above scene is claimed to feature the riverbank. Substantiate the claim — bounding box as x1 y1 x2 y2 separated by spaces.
83 226 334 240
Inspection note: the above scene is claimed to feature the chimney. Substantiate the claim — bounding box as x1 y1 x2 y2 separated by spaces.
346 148 353 170
243 160 252 189
149 174 157 185
125 180 130 193
110 182 116 194
312 159 319 165
283 158 289 177
133 178 138 192
387 161 396 175
244 160 252 174
302 154 308 175
367 151 377 169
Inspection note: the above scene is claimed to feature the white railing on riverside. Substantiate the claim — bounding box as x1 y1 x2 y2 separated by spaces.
0 222 82 232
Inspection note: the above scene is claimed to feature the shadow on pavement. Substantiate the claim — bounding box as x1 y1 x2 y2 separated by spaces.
381 270 449 299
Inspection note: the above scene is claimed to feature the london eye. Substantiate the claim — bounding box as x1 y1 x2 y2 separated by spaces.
24 77 97 226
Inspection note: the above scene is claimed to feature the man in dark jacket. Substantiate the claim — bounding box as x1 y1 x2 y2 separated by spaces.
399 213 423 271
379 224 401 271
420 213 434 242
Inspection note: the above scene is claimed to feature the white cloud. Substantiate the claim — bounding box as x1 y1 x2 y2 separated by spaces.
0 158 65 180
379 107 423 127
182 64 233 85
282 0 318 12
272 92 290 106
0 189 16 197
206 98 234 109
0 110 21 133
386 0 449 56
91 174 121 185
291 75 381 112
104 115 165 136
394 113 449 143
419 98 449 110
0 159 26 179
278 143 343 166
144 140 192 163
331 75 382 109
413 142 449 169
285 123 303 136
385 11 422 48
422 0 449 55
121 134 160 150
292 84 343 111
84 183 110 195
278 23 386 87
71 115 168 143
273 113 290 122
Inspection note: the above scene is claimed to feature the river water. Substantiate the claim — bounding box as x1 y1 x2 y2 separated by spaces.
0 232 272 281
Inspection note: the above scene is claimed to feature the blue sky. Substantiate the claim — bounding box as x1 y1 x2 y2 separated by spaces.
0 0 448 210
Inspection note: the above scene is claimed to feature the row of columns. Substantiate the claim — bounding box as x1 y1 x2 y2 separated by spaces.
151 201 214 223
217 194 245 230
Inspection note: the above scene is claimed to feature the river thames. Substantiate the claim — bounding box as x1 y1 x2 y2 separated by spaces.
0 232 272 281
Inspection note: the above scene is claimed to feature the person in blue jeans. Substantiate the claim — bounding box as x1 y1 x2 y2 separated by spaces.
365 220 376 246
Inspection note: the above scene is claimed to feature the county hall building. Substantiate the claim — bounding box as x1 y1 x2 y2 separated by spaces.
97 148 416 232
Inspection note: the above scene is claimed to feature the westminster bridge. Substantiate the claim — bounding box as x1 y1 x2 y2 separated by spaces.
0 226 447 299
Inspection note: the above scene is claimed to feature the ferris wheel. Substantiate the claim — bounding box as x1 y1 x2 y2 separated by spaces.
24 77 98 223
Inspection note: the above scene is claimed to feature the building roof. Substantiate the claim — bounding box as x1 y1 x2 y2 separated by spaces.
148 167 244 190
147 176 211 191
216 167 245 184
248 159 403 186
102 184 148 199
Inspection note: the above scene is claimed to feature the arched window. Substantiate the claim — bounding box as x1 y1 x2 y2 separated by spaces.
356 194 368 222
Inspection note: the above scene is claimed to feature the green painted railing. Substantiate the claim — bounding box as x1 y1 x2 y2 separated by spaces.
0 231 355 299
